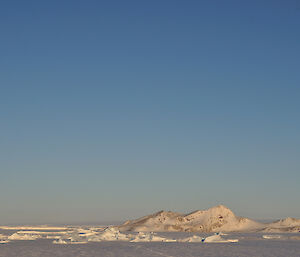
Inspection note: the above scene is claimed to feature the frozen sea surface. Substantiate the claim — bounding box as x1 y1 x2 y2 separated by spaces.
1 234 300 257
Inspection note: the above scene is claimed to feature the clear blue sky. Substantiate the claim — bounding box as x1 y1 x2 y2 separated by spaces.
1 0 300 224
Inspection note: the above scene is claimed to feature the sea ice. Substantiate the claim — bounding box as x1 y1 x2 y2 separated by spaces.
262 235 282 239
8 233 41 241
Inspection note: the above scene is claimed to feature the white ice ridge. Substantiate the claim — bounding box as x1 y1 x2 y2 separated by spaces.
180 233 238 243
8 233 41 241
262 235 282 239
130 232 176 242
50 227 239 244
0 226 240 244
54 227 239 244
0 226 69 230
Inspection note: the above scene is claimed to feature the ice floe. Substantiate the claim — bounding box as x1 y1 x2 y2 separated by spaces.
262 235 282 239
180 235 204 242
130 232 176 242
8 233 41 241
180 233 238 243
202 233 238 243
53 238 68 244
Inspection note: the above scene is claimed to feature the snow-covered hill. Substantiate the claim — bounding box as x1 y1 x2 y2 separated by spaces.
118 205 264 232
263 217 300 233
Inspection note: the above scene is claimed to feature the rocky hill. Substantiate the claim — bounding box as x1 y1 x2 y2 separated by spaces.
118 205 264 232
262 217 300 233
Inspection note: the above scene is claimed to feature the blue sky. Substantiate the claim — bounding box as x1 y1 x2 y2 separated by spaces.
1 0 300 224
